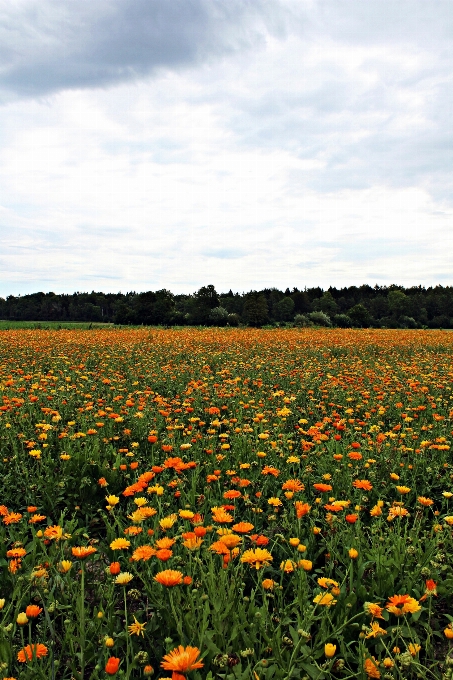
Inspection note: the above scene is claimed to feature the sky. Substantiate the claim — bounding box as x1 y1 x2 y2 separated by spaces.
0 0 452 296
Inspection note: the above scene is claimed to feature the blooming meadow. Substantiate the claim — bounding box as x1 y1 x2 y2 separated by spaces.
1 327 453 680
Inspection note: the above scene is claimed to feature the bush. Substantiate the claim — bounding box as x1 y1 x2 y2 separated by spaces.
307 311 332 327
333 313 353 328
294 314 313 327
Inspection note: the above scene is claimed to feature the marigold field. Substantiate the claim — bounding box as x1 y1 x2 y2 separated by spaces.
1 328 453 680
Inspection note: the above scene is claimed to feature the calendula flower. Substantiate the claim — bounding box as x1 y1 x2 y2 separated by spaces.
262 578 276 590
154 570 183 587
72 546 97 559
366 621 387 638
115 572 133 585
17 643 48 662
132 545 156 561
161 645 204 676
363 656 380 678
280 559 296 573
105 657 121 675
313 592 337 607
386 594 420 616
408 643 421 656
353 480 373 491
232 521 254 533
25 605 42 618
128 616 146 637
324 643 336 657
240 548 273 570
44 525 63 540
364 602 384 619
159 514 178 530
396 486 411 494
59 560 73 573
110 538 131 550
298 559 312 571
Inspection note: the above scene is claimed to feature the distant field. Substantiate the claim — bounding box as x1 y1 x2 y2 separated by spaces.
0 320 114 329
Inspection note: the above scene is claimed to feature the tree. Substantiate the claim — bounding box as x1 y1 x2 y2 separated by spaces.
273 297 295 321
243 293 268 326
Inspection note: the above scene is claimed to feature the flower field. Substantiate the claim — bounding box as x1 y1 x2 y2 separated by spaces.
1 327 453 680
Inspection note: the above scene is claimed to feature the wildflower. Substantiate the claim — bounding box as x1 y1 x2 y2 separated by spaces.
179 510 194 519
128 617 146 637
318 577 339 589
105 637 115 647
324 643 336 658
353 480 373 490
386 594 420 616
106 495 120 506
289 538 300 546
6 548 26 558
161 645 204 677
444 624 453 639
349 548 359 559
298 559 313 571
295 501 311 518
364 602 384 619
240 548 273 569
44 525 63 540
268 497 283 507
280 560 296 573
313 592 336 607
154 570 183 587
105 657 121 675
387 506 409 521
370 505 382 517
365 622 387 638
72 546 97 559
408 643 421 656
25 605 42 618
420 579 437 601
115 572 134 585
282 479 304 492
132 545 156 561
110 538 131 550
345 514 358 524
262 579 276 590
313 483 332 492
418 496 433 507
17 612 28 625
2 511 22 527
219 533 241 550
159 514 178 530
232 521 254 533
17 643 48 662
363 657 380 678
396 486 411 494
211 507 233 524
29 514 46 523
109 561 121 574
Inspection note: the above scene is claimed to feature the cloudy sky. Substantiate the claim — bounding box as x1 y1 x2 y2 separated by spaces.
0 0 452 296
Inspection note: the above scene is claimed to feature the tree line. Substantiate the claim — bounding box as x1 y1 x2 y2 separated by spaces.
1 284 453 328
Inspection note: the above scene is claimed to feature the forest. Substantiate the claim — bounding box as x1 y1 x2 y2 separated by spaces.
1 284 453 328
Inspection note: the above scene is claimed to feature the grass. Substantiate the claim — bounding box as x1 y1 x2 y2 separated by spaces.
0 327 452 679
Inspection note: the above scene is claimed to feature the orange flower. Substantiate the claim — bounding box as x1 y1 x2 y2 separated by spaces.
295 501 311 518
105 657 121 675
386 594 420 616
17 643 48 662
132 545 156 561
72 546 97 559
353 480 373 491
25 605 42 618
154 570 183 587
223 490 241 499
282 479 304 492
232 521 254 533
363 656 380 678
156 548 173 561
109 562 121 574
161 645 204 678
211 507 233 523
44 525 63 540
6 548 26 558
3 512 23 525
313 483 332 492
345 514 358 524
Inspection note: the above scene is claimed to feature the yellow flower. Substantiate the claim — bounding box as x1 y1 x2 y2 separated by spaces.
128 616 146 637
324 643 336 658
105 637 115 647
179 510 194 519
115 572 134 585
349 548 359 559
267 497 283 507
365 621 387 638
106 495 120 506
148 485 165 496
59 560 73 573
240 548 273 570
313 592 336 607
262 579 276 590
280 560 296 573
0 599 5 610
396 486 411 494
408 643 421 656
17 612 28 625
134 497 148 507
298 559 312 571
289 538 300 546
110 538 131 550
159 514 178 530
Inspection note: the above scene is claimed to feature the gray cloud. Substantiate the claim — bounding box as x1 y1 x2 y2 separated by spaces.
0 0 285 101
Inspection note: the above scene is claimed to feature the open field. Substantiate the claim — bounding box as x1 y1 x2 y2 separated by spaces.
0 321 114 330
1 328 453 679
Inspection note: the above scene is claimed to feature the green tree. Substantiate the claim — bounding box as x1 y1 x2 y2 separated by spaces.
243 293 268 327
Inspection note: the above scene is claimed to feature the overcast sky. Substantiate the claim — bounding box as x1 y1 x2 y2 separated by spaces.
0 0 452 296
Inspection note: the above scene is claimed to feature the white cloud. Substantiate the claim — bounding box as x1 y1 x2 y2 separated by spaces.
0 0 452 295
